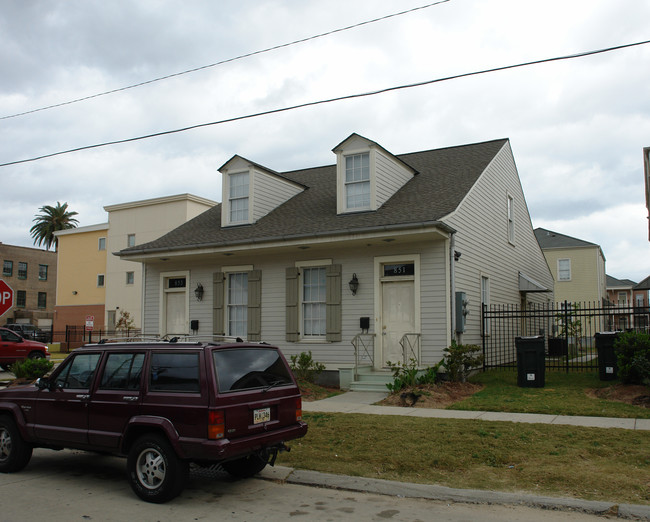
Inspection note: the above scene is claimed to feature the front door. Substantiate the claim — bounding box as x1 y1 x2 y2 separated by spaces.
165 292 186 335
381 280 415 367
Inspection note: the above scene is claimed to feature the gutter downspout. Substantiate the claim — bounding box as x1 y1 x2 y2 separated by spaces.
450 232 456 343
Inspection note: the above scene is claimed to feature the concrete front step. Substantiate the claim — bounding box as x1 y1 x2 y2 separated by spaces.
348 369 393 392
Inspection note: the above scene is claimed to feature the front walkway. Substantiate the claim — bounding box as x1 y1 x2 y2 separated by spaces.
303 391 650 431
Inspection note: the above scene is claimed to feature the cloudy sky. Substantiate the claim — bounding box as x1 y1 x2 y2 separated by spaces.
1 0 649 282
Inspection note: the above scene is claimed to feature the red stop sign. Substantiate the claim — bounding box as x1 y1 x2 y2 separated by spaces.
0 280 14 318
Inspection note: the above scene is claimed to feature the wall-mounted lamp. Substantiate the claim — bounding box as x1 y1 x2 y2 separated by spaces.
194 283 204 301
454 250 462 261
72 291 78 295
348 273 359 296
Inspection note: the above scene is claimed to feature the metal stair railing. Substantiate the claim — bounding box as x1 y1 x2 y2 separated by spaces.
351 333 375 381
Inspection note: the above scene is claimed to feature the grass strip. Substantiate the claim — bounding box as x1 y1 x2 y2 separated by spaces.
279 412 650 505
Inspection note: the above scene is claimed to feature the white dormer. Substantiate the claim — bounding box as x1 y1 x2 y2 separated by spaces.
332 133 417 215
219 155 304 227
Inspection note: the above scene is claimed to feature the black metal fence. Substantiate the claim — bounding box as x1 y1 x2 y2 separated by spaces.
482 301 650 372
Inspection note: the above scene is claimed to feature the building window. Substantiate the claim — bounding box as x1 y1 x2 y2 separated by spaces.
302 267 326 337
227 272 248 337
127 234 136 248
126 271 134 285
97 274 105 287
345 153 370 210
37 292 46 309
98 237 106 251
507 195 515 243
229 172 249 223
2 260 12 277
16 290 26 308
38 264 48 281
618 292 627 306
18 262 27 279
557 259 571 281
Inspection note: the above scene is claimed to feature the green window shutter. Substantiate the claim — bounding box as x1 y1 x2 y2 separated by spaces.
212 272 225 336
326 264 342 342
286 267 299 342
247 269 262 341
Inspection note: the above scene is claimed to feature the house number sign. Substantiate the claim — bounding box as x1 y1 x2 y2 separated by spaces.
383 263 414 277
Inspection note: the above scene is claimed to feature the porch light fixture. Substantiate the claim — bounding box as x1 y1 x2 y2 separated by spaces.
348 273 359 296
194 283 204 301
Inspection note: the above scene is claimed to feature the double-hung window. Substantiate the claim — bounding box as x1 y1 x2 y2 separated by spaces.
229 172 249 223
39 264 48 281
507 195 515 243
302 267 327 337
345 153 370 210
558 259 571 281
38 292 47 309
3 261 12 277
227 272 248 337
18 262 27 279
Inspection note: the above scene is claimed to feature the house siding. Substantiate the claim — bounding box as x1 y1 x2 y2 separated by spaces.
543 246 605 304
445 142 554 346
141 236 450 368
375 150 413 208
252 169 303 223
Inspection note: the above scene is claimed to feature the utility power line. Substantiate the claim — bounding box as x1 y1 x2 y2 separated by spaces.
2 38 648 168
0 0 450 120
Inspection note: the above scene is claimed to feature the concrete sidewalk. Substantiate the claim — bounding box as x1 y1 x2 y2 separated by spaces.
303 391 650 431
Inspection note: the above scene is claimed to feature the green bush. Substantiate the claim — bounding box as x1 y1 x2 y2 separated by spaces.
614 331 650 385
385 358 443 392
290 351 325 383
443 341 483 382
10 358 54 380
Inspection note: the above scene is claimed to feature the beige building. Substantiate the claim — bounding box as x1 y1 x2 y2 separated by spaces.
53 194 216 334
103 194 217 330
53 224 109 335
534 228 607 305
0 243 57 327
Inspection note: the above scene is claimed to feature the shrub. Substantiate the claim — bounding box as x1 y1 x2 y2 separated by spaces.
614 331 650 385
443 341 483 382
10 358 54 380
385 358 443 392
290 351 325 383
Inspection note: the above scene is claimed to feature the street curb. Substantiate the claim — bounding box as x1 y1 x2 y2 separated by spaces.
259 466 650 520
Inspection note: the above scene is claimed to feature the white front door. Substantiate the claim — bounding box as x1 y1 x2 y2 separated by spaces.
381 280 415 367
165 291 186 335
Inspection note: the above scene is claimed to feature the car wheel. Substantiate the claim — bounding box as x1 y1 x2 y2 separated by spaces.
28 351 44 360
0 416 33 473
221 453 269 479
127 434 188 503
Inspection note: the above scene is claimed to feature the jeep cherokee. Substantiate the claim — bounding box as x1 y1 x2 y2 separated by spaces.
0 340 307 503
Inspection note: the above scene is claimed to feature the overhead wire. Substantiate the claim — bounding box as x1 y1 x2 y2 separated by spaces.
0 0 450 120
2 37 649 168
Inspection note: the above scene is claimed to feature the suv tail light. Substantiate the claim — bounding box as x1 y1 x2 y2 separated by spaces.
208 410 225 439
296 397 302 421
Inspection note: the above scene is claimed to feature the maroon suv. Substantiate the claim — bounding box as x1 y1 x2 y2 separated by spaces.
0 340 307 503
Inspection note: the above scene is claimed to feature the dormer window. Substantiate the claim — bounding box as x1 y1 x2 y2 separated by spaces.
228 172 249 223
334 133 417 215
345 153 370 209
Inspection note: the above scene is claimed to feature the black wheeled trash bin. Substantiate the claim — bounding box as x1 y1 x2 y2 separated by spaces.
594 332 619 381
516 336 545 388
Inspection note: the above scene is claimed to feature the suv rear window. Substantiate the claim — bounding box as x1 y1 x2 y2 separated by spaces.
213 348 293 393
149 352 200 393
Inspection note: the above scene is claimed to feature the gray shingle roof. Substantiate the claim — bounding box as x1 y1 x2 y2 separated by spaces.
534 228 599 250
606 275 637 288
122 138 508 256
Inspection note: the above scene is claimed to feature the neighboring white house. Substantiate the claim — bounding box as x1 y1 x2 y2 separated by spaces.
119 134 554 387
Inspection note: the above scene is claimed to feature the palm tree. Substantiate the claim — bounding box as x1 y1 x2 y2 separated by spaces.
30 202 79 252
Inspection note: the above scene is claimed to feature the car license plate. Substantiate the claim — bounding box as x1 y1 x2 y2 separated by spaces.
253 407 271 424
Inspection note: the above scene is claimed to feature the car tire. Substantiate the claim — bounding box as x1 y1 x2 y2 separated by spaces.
28 351 45 360
221 453 269 479
0 416 33 473
127 434 188 503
